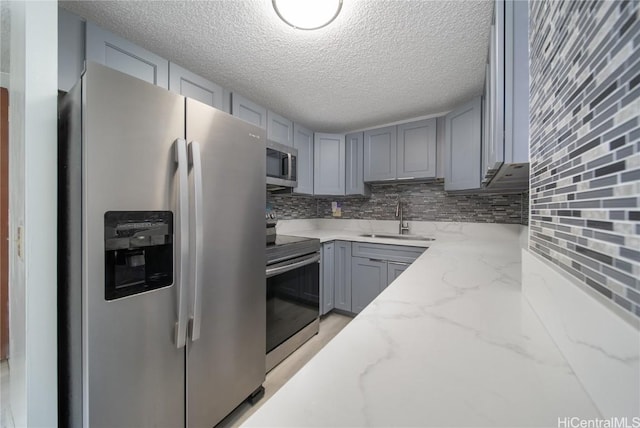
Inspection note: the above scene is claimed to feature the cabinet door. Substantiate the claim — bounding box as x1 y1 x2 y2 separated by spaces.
267 110 294 147
334 241 352 312
169 62 223 109
491 3 505 167
321 242 335 315
86 22 168 88
293 123 314 195
444 96 482 191
482 61 494 185
59 9 85 92
231 93 267 129
397 118 437 179
505 0 529 163
387 262 409 289
364 126 397 182
345 133 369 196
351 257 387 314
314 133 345 195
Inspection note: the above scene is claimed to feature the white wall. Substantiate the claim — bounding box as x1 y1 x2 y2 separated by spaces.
8 2 58 426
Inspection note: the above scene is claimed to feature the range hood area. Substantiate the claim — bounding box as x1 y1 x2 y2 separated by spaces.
484 162 529 190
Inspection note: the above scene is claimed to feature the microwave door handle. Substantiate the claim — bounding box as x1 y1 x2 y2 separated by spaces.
287 153 293 181
188 141 204 342
174 138 189 349
266 253 320 278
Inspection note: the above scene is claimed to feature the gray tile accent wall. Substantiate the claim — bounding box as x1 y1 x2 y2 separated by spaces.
269 182 528 224
317 182 527 224
529 0 640 320
267 192 318 219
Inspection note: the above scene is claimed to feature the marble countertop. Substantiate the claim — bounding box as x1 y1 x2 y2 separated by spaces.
246 221 600 427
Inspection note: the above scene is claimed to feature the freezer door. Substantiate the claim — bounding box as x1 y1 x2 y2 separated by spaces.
185 98 266 428
82 63 186 427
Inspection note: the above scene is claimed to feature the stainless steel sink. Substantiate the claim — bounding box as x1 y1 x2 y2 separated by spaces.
359 233 435 241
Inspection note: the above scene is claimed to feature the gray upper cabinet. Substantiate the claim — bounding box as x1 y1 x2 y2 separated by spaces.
314 133 346 195
482 60 494 186
396 118 437 180
333 241 352 312
364 126 397 182
351 257 387 314
321 242 335 315
59 9 85 92
86 22 168 89
504 0 529 164
169 62 223 110
481 0 529 188
231 93 267 129
345 133 369 196
444 96 482 191
267 111 294 147
293 123 314 195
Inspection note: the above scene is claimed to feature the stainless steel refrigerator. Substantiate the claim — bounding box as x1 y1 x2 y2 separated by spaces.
58 62 266 427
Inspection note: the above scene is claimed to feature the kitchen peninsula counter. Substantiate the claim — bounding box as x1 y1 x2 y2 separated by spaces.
245 221 600 427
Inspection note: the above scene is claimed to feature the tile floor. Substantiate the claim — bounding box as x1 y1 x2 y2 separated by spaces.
218 312 353 427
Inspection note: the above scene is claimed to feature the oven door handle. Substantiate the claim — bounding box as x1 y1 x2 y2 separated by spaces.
266 253 320 278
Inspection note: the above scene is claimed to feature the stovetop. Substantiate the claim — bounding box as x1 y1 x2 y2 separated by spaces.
266 235 321 265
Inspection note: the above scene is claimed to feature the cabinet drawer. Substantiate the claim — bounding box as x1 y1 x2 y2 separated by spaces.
351 242 425 264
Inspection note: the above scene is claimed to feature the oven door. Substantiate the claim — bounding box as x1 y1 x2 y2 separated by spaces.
266 252 320 355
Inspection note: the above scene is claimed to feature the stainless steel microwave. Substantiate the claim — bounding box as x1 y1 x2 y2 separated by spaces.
266 140 297 189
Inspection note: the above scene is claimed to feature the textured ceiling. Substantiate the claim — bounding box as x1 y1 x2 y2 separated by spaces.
61 0 493 133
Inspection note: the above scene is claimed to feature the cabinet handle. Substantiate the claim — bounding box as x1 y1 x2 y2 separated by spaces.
368 258 385 263
388 261 411 266
397 177 415 180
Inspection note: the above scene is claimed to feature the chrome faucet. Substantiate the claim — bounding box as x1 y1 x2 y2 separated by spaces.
396 199 410 235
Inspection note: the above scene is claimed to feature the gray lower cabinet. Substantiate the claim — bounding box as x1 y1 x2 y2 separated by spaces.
267 110 294 147
345 133 370 196
364 126 397 182
321 242 335 315
168 62 224 109
387 262 410 287
293 123 314 195
397 118 437 179
86 22 169 89
444 96 482 191
314 133 346 195
333 241 352 311
231 93 267 129
351 257 388 314
321 241 425 315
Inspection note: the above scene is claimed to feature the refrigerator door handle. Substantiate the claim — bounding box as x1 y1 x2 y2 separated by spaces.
188 141 204 342
174 138 189 349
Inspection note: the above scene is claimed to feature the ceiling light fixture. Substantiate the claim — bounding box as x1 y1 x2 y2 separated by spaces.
273 0 342 30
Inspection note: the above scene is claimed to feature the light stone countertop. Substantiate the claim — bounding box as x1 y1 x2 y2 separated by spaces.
245 221 600 427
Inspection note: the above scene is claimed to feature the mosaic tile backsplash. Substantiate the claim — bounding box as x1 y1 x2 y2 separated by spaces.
529 0 640 319
269 181 528 224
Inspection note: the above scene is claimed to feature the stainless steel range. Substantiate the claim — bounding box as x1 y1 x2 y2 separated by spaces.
265 218 321 372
